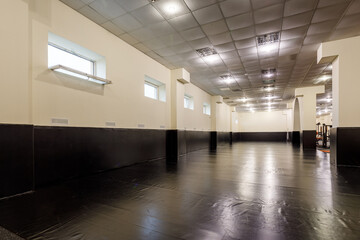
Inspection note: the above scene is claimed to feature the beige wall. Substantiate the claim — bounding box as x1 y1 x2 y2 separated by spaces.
0 0 31 124
236 110 292 132
0 0 232 132
183 84 211 131
31 0 170 129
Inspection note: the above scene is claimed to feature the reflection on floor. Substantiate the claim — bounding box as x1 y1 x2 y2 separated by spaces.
0 142 360 240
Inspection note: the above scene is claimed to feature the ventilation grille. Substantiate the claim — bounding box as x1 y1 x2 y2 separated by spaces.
231 88 241 92
196 47 217 57
137 124 145 128
256 32 280 46
261 68 277 75
263 79 276 84
105 121 116 127
51 118 68 125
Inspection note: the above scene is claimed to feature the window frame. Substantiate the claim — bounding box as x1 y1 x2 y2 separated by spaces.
184 94 194 110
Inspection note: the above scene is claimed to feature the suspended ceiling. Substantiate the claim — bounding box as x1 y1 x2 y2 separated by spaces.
60 0 360 112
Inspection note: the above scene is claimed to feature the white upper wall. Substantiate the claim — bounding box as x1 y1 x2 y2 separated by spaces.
31 0 171 129
183 83 211 131
0 0 30 124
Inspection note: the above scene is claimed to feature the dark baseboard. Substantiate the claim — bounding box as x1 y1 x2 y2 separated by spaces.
331 127 360 167
0 124 34 199
232 132 287 142
302 130 316 149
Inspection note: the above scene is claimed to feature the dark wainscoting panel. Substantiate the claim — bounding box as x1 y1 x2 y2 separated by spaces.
0 124 34 198
332 127 360 167
233 132 287 142
291 131 301 146
178 130 187 156
217 132 231 145
34 127 166 187
302 130 316 149
185 131 211 153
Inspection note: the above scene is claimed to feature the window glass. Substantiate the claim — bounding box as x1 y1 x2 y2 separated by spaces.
48 44 94 75
144 82 158 100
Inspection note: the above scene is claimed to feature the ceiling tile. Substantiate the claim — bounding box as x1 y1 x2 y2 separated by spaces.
78 5 108 24
155 47 176 57
61 0 86 10
284 0 316 17
202 20 228 36
312 3 348 23
89 0 125 19
131 4 164 25
114 0 148 12
169 42 193 54
318 0 351 8
148 21 176 37
168 13 199 31
130 27 156 42
112 14 143 32
180 27 206 41
231 26 255 41
235 38 256 49
188 37 212 49
214 42 236 53
142 38 168 50
208 32 233 45
226 12 253 30
219 0 252 18
118 33 139 45
159 33 185 46
346 0 360 15
220 51 239 60
281 26 308 40
254 4 284 24
337 13 360 29
238 47 258 56
282 11 313 30
251 0 283 10
255 19 282 35
183 0 217 11
193 5 223 25
101 21 125 36
307 20 338 35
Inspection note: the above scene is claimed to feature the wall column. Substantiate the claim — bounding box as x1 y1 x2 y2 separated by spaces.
167 68 190 162
318 36 360 166
295 86 325 149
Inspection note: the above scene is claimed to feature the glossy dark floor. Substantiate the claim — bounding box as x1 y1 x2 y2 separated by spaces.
1 142 360 240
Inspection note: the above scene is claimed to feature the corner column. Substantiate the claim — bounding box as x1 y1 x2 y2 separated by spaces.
318 36 360 166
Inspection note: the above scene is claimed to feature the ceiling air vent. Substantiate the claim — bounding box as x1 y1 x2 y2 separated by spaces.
256 32 280 46
231 88 241 92
262 68 277 78
263 79 276 84
196 47 217 57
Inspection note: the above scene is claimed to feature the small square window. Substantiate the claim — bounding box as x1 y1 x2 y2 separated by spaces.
203 103 210 115
184 94 194 110
144 75 166 102
144 82 158 100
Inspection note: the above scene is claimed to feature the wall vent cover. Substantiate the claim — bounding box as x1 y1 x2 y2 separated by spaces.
51 118 68 125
